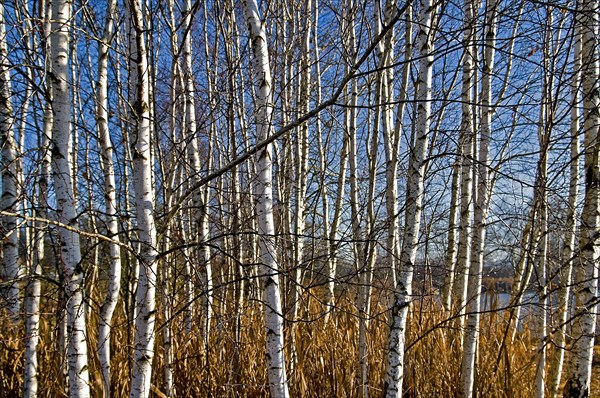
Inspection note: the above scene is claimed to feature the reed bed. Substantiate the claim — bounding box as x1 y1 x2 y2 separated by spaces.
0 284 593 397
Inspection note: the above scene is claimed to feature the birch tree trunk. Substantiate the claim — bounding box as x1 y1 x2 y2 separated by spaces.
358 2 402 395
453 0 476 327
24 4 53 395
120 10 140 329
548 19 581 398
128 0 159 396
384 0 411 294
289 0 312 374
14 2 33 309
24 121 50 398
0 1 20 317
326 120 349 322
95 1 121 396
311 0 334 321
460 1 497 395
384 1 434 395
50 0 90 395
344 1 366 388
160 2 181 394
563 0 600 396
533 12 555 397
243 1 290 396
201 0 215 343
221 1 245 384
442 159 460 311
347 8 362 312
507 196 541 342
322 0 354 318
182 0 206 339
533 177 548 398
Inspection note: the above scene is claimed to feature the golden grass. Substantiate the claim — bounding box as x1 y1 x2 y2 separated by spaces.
0 286 584 397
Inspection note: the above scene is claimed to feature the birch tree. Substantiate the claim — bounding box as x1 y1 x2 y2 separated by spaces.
289 0 312 373
0 0 20 317
200 0 214 343
312 0 337 320
548 17 581 398
243 1 290 396
95 1 121 396
452 0 476 328
563 0 600 396
50 0 90 395
441 162 460 311
23 3 54 395
13 2 33 300
384 0 434 395
325 111 349 321
460 0 497 395
323 2 353 317
181 0 205 338
128 0 159 396
532 10 558 396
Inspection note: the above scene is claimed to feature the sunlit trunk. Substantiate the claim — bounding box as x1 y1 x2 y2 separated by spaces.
50 0 90 395
0 0 20 317
452 0 476 330
95 1 120 396
384 1 434 395
460 0 497 396
243 1 290 396
548 18 581 398
564 0 600 396
128 0 159 396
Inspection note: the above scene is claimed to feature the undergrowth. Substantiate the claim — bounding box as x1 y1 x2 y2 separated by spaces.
0 285 561 397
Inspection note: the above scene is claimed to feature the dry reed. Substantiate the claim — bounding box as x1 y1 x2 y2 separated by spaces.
0 282 595 397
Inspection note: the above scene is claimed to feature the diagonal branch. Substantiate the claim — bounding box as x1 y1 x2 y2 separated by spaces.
158 1 410 238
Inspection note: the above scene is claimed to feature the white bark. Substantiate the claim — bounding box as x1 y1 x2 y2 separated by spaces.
201 0 214 343
384 1 434 395
182 0 204 337
344 5 366 380
244 0 289 398
548 20 581 398
357 2 400 395
23 234 42 398
161 3 180 394
347 3 362 329
220 0 245 384
326 123 349 320
507 200 541 342
534 202 548 398
323 1 354 317
442 159 460 311
95 1 120 396
311 0 334 320
460 1 496 395
0 1 19 316
129 0 158 397
24 4 52 395
290 0 312 365
50 0 90 395
564 0 600 396
243 1 290 396
358 109 378 398
453 0 476 325
15 4 32 284
122 6 140 328
384 0 410 294
24 133 48 398
533 13 554 397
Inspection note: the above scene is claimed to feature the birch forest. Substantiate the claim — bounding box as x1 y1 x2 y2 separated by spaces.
1 0 600 397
